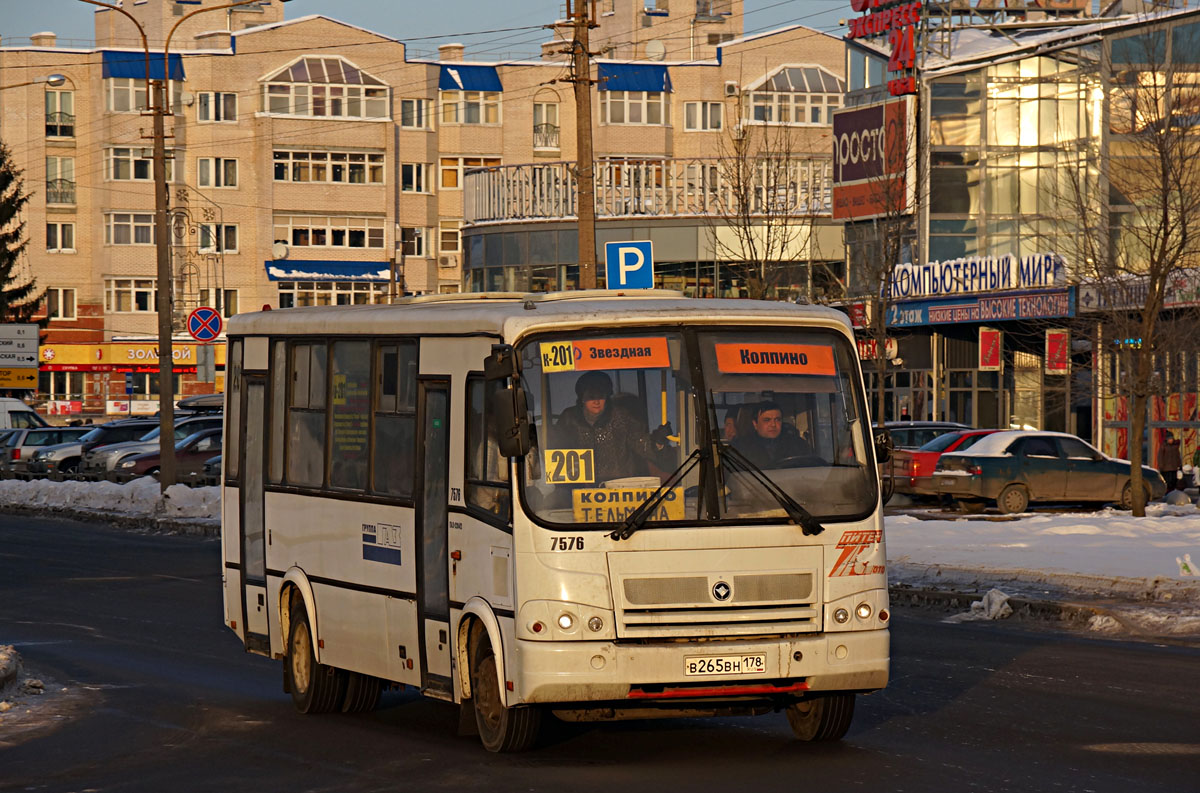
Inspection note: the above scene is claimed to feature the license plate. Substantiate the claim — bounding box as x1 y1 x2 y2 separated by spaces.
939 477 956 487
684 654 767 676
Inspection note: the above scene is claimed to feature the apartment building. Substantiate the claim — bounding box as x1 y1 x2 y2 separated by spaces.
0 0 843 416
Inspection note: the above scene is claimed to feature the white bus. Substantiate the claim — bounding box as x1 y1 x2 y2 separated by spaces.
221 291 891 751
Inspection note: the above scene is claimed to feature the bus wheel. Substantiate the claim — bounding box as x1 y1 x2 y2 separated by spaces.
286 607 346 714
341 672 382 713
786 693 855 742
469 631 541 752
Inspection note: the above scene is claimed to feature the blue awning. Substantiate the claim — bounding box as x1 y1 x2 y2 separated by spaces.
102 51 186 82
598 63 672 92
265 261 396 282
438 64 503 92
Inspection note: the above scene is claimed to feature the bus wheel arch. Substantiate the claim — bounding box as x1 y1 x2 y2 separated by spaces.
280 569 320 664
456 600 507 706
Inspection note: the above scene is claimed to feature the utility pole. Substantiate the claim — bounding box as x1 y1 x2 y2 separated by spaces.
567 0 598 289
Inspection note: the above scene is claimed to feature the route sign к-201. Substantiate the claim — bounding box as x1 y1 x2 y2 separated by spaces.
187 307 223 342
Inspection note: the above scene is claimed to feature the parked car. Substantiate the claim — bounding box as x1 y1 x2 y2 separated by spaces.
0 426 94 477
26 419 160 477
0 398 48 430
78 414 223 481
114 428 223 482
892 429 1003 496
933 430 1167 513
199 454 222 486
876 421 970 501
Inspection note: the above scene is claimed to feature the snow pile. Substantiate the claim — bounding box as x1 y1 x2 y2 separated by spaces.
886 504 1200 582
944 588 1014 623
0 478 219 519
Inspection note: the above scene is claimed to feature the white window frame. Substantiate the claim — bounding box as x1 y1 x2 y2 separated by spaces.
533 101 560 150
439 90 501 126
45 89 74 137
198 223 239 253
47 222 76 253
746 91 842 127
262 58 389 120
600 91 670 126
106 77 149 113
46 287 77 320
272 150 384 184
400 98 431 129
198 157 238 188
401 163 431 193
198 91 238 123
105 213 156 246
108 147 176 182
439 220 461 254
199 287 240 317
276 281 387 308
439 156 501 191
399 226 428 257
273 215 386 250
684 101 723 131
105 278 158 313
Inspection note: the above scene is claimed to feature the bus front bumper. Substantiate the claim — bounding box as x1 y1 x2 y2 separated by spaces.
510 629 889 706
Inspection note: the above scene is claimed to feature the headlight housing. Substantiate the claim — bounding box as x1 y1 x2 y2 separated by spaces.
117 459 138 469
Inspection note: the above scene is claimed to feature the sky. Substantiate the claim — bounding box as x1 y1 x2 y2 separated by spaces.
0 0 848 59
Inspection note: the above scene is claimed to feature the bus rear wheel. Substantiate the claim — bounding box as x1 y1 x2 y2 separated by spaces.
469 629 541 752
786 693 856 742
286 607 346 714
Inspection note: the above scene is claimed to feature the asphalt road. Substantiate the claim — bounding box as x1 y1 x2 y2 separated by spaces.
1 513 1199 793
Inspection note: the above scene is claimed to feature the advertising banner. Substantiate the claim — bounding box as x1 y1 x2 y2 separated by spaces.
832 96 916 221
979 328 1002 372
1045 328 1070 374
886 287 1075 328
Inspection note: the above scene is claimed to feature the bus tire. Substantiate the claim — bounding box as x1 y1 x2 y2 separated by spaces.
341 672 382 713
469 630 541 752
286 606 346 715
786 693 855 742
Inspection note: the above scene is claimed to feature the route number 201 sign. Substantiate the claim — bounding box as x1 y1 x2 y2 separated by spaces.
544 448 596 484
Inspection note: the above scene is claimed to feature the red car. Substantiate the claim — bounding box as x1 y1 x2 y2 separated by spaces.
894 430 1002 496
113 428 222 483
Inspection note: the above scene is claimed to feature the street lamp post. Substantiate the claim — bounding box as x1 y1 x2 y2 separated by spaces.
0 74 67 91
80 0 261 491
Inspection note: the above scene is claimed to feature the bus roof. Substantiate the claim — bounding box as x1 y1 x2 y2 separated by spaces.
225 291 852 341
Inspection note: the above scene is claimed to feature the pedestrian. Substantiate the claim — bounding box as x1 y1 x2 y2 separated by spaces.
1159 433 1183 493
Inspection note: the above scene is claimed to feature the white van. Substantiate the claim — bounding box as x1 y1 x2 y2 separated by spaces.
0 398 48 429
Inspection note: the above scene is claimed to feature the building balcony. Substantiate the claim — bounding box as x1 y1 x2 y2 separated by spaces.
533 123 560 151
463 156 834 225
45 112 75 138
46 179 76 205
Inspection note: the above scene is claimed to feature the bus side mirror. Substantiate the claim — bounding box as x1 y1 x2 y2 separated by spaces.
485 344 518 381
491 386 532 458
874 428 893 464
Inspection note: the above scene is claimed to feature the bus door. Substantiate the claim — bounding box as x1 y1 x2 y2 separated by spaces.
239 374 269 651
416 378 452 697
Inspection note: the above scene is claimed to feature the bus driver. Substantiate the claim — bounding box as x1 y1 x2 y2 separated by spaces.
734 401 813 469
555 371 672 483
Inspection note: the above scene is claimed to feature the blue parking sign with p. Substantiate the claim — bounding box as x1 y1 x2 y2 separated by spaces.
605 241 654 290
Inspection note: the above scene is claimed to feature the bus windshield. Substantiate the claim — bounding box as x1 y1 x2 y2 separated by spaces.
518 327 875 529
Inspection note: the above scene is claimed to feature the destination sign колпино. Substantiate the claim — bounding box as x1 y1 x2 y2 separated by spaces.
714 343 836 375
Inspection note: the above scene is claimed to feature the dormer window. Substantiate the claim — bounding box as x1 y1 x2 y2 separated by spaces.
263 56 388 120
744 65 844 126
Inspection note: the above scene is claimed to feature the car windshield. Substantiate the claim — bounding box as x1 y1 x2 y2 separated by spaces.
954 433 992 452
78 427 105 443
139 427 161 441
518 328 875 529
920 432 966 453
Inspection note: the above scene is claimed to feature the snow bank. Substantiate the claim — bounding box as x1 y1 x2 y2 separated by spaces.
0 478 219 520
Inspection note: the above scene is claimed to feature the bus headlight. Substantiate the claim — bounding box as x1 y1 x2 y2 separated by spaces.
557 613 575 631
855 602 873 621
518 600 614 640
587 616 604 632
833 608 850 624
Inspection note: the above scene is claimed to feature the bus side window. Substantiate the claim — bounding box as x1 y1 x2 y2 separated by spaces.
269 340 286 483
466 376 511 522
373 341 417 498
287 342 327 487
227 339 242 478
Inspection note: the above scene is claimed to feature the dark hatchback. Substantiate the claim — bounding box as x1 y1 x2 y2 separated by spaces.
933 430 1167 513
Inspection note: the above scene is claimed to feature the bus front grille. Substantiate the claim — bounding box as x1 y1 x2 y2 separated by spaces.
618 603 820 637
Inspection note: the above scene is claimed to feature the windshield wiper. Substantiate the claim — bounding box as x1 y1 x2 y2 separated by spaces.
610 447 706 541
718 442 826 536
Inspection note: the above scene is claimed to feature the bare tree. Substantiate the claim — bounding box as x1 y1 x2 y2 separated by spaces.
1054 29 1200 516
702 121 823 301
837 98 919 426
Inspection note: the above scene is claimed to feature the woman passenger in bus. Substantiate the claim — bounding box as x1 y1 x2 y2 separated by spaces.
554 371 673 484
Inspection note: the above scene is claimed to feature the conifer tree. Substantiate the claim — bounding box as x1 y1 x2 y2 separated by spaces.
0 140 47 324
